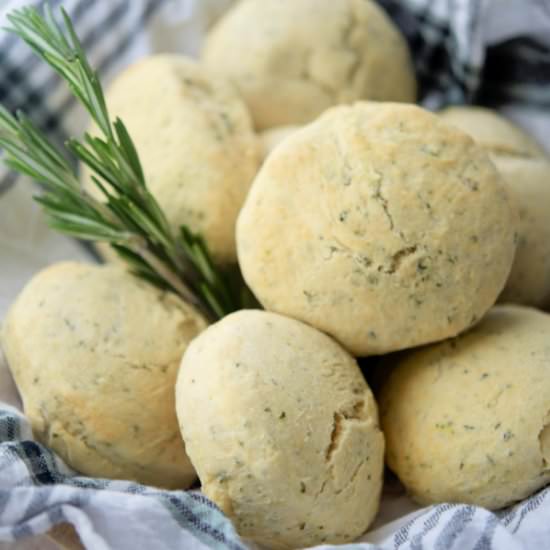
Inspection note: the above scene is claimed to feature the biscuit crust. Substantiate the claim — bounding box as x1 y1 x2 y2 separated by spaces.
176 310 384 549
1 262 207 488
238 103 517 355
380 305 550 509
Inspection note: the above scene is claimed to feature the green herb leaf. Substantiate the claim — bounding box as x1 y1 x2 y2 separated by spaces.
0 4 247 321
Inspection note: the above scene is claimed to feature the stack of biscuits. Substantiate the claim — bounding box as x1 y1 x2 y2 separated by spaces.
2 1 550 548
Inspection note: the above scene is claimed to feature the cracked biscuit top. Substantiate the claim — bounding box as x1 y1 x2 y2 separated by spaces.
202 0 416 130
237 102 518 356
0 262 207 488
380 305 550 509
176 309 384 549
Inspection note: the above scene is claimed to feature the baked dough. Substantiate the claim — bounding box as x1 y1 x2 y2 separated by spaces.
380 305 550 509
176 310 384 549
1 262 207 489
496 157 550 307
439 106 546 159
203 0 416 129
237 102 517 355
260 125 300 160
440 106 550 307
82 54 261 264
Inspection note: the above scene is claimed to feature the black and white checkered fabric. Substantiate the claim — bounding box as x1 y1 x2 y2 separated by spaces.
0 404 248 550
1 403 550 549
1 0 550 548
0 0 177 197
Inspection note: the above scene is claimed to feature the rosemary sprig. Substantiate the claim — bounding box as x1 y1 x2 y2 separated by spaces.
0 5 243 321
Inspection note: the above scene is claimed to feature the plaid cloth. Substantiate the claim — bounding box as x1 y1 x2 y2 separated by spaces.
1 0 550 549
0 404 246 550
1 403 550 549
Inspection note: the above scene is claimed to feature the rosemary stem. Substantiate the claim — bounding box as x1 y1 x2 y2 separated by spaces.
0 5 245 321
130 239 213 320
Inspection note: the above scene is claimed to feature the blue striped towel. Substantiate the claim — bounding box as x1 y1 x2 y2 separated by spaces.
1 402 550 549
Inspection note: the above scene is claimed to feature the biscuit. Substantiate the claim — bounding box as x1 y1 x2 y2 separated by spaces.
439 106 546 159
260 125 300 160
203 0 416 129
237 103 517 355
82 54 261 264
380 305 550 509
176 310 384 548
1 262 207 488
440 106 550 307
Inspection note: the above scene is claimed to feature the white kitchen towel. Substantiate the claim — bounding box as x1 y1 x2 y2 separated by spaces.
1 1 550 549
0 396 550 550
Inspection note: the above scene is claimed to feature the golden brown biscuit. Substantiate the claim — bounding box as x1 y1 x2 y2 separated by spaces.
237 102 517 355
440 106 550 307
1 262 207 488
82 54 261 264
495 157 550 307
380 305 550 509
176 310 384 549
203 0 416 129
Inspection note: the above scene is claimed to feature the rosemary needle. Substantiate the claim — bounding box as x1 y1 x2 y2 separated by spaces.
0 5 242 321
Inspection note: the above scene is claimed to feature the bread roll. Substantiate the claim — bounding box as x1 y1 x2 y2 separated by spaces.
260 125 300 160
237 102 517 355
1 262 207 488
439 106 545 159
496 158 550 307
176 310 384 549
380 305 550 509
440 106 550 307
82 54 261 264
203 0 416 129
